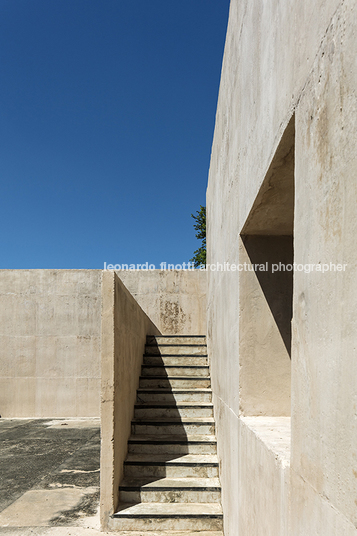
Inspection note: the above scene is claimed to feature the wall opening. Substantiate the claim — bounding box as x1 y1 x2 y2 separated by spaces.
239 115 295 416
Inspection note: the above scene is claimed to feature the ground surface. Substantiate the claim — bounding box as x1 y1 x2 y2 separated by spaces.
0 418 104 535
0 419 222 536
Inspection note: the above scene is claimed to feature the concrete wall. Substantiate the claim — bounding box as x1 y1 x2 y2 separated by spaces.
291 6 357 532
0 270 102 418
238 417 290 536
100 271 159 530
118 270 206 335
207 0 357 534
0 269 206 418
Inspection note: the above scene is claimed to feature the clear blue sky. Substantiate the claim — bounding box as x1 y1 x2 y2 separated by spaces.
0 0 229 269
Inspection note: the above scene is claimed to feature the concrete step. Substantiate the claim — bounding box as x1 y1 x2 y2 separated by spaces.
141 365 210 377
139 377 211 389
119 477 221 504
134 403 214 419
108 532 223 536
146 336 206 346
143 355 208 366
111 502 223 531
132 418 215 436
136 389 212 404
107 529 224 536
127 434 217 455
114 334 222 533
124 454 219 478
145 345 207 356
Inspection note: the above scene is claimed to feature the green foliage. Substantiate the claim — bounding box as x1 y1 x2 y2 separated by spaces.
190 205 206 268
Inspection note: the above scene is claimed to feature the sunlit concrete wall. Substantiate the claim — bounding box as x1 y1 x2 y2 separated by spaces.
0 270 102 417
119 270 206 335
207 0 357 534
0 269 206 418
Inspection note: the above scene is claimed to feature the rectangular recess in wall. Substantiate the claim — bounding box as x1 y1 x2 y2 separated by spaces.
239 115 295 416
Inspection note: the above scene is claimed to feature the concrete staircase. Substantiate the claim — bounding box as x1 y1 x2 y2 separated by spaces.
111 335 223 534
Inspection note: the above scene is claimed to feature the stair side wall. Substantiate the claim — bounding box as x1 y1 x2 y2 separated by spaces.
100 271 160 530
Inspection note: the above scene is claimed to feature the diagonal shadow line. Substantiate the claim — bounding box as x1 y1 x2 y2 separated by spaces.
243 235 293 357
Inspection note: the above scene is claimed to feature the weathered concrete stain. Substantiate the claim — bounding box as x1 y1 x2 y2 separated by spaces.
160 299 187 334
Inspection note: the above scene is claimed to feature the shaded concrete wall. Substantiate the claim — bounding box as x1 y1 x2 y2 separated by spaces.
118 270 206 335
100 271 159 530
0 270 102 418
207 0 357 534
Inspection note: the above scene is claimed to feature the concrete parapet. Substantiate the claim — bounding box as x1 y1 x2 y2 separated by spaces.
100 271 160 530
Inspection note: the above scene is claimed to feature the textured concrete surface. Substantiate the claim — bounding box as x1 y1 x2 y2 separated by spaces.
239 235 292 416
0 420 213 534
0 270 102 418
100 272 159 530
0 418 100 533
0 269 206 420
238 417 290 536
291 1 357 532
118 270 206 335
207 0 357 534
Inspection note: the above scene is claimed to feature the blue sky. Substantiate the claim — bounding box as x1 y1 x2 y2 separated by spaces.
0 0 229 268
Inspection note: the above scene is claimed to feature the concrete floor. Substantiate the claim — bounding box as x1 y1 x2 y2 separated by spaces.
0 418 105 535
0 419 223 536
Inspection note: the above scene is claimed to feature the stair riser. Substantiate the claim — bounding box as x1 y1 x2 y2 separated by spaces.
109 516 223 531
131 423 215 435
139 378 211 389
134 407 213 419
145 346 207 356
128 442 217 455
124 464 219 479
137 391 212 404
141 367 209 377
144 355 208 366
147 336 206 345
119 488 221 504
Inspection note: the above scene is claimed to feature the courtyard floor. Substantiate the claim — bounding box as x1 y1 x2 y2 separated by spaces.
0 418 222 536
0 417 105 535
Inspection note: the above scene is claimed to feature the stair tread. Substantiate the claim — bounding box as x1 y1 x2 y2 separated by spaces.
128 434 217 443
137 388 212 392
146 344 207 347
140 376 210 379
114 502 222 517
132 417 214 423
147 336 206 338
120 477 221 490
142 365 209 368
135 402 213 408
125 454 218 465
144 352 208 357
110 532 222 536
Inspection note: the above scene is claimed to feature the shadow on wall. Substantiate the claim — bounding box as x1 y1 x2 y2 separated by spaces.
243 236 293 357
241 114 295 359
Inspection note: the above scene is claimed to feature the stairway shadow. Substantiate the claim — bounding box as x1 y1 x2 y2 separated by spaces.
127 336 190 489
113 335 222 533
